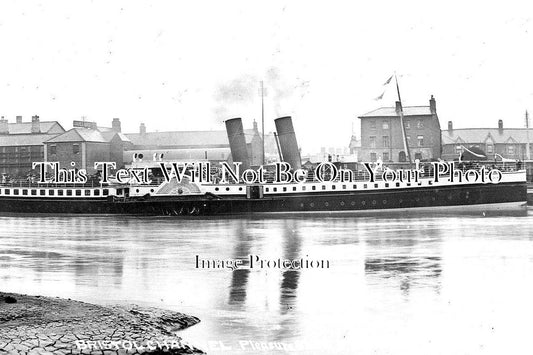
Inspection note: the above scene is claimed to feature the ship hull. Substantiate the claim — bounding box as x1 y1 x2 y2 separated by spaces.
0 182 526 216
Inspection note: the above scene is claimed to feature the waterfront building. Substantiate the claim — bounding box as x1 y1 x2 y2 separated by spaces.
44 119 132 175
441 119 533 161
0 115 65 177
124 121 264 166
357 96 442 162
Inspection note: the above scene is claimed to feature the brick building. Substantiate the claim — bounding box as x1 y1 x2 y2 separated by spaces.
357 96 442 162
0 115 65 177
44 119 132 174
441 120 533 161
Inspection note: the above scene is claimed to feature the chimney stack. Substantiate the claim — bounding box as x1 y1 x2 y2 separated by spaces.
0 116 8 135
112 118 121 132
140 123 146 135
16 115 22 124
448 121 453 132
429 95 436 114
498 119 503 133
31 115 41 134
253 120 258 132
395 101 402 114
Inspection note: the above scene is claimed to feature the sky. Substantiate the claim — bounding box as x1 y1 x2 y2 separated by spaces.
0 0 532 153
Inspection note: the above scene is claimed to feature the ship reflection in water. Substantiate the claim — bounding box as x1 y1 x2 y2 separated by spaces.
1 209 533 354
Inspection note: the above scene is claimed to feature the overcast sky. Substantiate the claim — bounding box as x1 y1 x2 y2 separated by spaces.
0 1 532 152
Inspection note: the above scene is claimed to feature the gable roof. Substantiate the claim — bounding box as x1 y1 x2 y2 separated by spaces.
125 129 258 149
442 128 533 145
359 106 434 118
101 131 131 142
0 134 58 147
7 121 65 134
45 128 109 143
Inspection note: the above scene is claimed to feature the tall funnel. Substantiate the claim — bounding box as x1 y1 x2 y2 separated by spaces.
274 116 302 170
225 117 250 170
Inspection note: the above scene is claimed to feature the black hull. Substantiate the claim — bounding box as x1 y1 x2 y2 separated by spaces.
0 182 527 216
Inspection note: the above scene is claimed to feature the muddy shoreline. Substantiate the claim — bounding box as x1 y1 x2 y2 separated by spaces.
0 292 204 354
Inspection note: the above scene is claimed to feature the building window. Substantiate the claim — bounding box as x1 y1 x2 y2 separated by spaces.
455 145 462 154
508 145 515 155
406 136 411 145
382 136 390 148
370 120 376 130
417 135 424 146
382 121 389 130
383 152 389 161
370 152 377 162
369 136 376 148
50 145 57 155
405 120 410 129
414 152 422 160
73 144 80 155
486 144 494 154
417 120 424 128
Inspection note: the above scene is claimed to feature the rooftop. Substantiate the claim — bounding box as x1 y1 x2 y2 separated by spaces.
6 121 65 135
442 128 533 145
125 129 258 149
359 106 434 118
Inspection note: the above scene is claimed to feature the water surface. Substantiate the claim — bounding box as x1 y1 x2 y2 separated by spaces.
1 209 533 354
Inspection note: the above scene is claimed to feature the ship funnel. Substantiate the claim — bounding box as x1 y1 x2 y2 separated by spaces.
274 116 302 170
225 117 250 170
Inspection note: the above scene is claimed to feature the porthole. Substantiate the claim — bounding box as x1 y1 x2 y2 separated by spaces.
396 182 400 187
372 200 376 205
136 189 140 193
226 187 230 191
310 202 315 207
332 185 336 190
374 183 378 188
150 189 154 193
340 201 345 206
399 199 403 204
215 187 219 191
300 203 304 207
415 197 420 202
325 202 329 207
383 200 387 204
448 195 453 200
238 187 243 191
351 201 355 206
362 201 366 205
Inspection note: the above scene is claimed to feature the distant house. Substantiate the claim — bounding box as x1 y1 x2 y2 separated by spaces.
124 121 263 166
45 119 132 174
441 119 533 161
0 115 65 176
357 96 442 162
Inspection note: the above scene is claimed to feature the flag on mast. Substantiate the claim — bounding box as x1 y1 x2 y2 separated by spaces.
375 74 393 101
374 91 385 101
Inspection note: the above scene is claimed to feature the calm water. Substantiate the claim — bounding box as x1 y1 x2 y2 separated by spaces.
1 209 533 354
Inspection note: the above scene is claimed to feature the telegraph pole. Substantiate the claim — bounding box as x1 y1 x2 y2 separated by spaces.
526 110 531 160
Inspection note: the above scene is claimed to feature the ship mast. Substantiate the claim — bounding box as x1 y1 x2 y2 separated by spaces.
395 74 412 163
526 110 531 161
260 81 266 165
